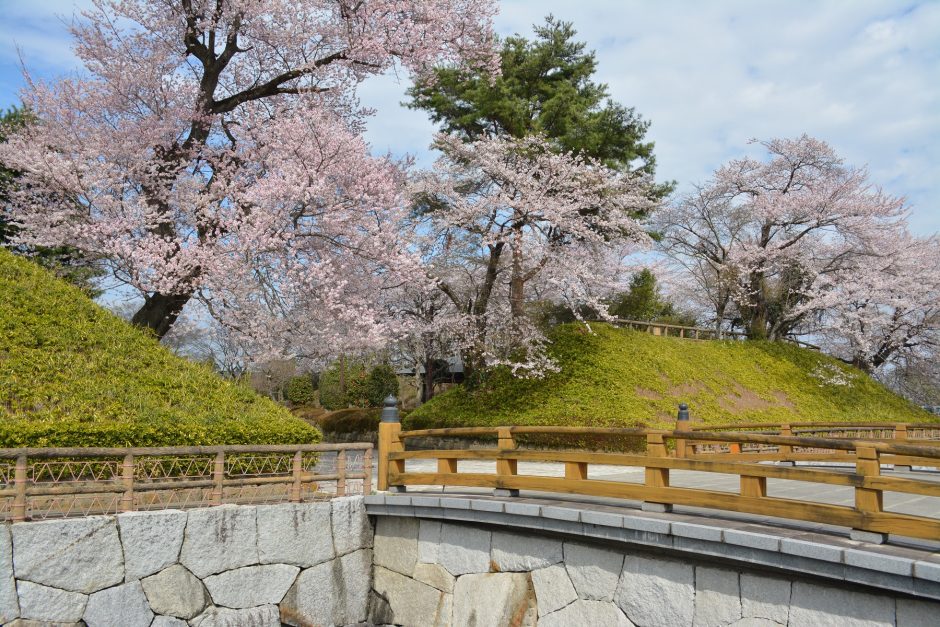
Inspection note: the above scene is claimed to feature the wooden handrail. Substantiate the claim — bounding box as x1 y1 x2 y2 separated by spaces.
690 422 940 432
399 426 660 439
0 442 372 459
377 425 940 542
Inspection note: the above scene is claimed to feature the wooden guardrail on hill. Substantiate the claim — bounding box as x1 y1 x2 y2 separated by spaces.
604 318 822 350
377 410 940 542
0 443 372 522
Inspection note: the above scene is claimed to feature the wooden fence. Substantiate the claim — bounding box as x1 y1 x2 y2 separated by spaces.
0 443 372 522
606 318 745 340
605 318 821 350
377 421 940 542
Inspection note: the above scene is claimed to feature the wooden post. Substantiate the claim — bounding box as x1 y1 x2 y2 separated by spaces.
377 395 405 492
893 425 913 471
642 433 672 512
438 457 458 474
679 328 685 339
740 475 767 498
378 422 404 492
363 446 373 495
852 445 887 543
565 462 588 481
290 451 303 502
120 453 135 512
13 454 27 522
210 451 225 506
778 424 794 466
336 449 347 496
495 428 519 497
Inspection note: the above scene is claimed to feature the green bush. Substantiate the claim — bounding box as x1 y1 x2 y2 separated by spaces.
0 249 319 447
365 364 399 406
285 375 317 406
319 407 382 435
319 360 365 410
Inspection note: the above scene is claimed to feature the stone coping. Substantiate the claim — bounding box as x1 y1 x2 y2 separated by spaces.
364 492 940 602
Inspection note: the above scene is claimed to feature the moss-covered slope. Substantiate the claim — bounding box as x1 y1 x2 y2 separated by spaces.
407 323 931 429
0 249 318 447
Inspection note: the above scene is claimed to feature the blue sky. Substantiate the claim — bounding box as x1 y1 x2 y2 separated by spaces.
2 0 938 234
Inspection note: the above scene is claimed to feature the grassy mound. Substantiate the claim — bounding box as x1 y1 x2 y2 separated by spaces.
0 249 318 447
407 323 931 430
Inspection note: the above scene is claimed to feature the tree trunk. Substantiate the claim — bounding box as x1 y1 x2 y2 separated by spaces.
421 356 436 403
131 291 193 340
509 229 525 319
747 310 768 340
744 272 769 340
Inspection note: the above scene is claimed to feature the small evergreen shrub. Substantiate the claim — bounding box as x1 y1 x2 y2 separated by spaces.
365 364 399 406
285 375 317 406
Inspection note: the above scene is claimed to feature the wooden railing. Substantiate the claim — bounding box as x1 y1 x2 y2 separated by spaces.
377 422 940 542
0 443 372 522
683 422 940 460
605 318 744 340
603 318 821 349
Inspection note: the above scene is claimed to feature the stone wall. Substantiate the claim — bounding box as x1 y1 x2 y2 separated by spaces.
0 497 372 627
371 516 940 627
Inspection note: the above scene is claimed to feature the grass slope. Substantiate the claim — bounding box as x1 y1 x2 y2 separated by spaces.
0 249 318 447
407 323 931 430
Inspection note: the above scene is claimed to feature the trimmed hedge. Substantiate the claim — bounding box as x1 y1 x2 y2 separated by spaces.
318 408 382 435
0 249 319 448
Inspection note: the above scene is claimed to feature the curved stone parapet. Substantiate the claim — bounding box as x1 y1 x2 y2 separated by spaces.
365 493 940 626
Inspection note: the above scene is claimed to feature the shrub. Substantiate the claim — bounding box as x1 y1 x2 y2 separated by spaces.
319 360 365 410
366 364 399 406
319 407 382 435
285 375 317 406
0 249 319 447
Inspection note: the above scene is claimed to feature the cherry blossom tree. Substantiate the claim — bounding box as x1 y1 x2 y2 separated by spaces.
658 135 909 341
393 285 464 402
0 0 497 355
813 231 940 372
409 133 655 377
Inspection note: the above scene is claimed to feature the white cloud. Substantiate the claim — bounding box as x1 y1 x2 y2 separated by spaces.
1 0 937 234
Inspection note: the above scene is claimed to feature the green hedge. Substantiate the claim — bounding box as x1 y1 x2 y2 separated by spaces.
319 408 382 435
0 249 319 448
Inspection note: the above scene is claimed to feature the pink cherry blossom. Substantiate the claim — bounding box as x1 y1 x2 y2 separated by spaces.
406 133 655 377
0 0 497 360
